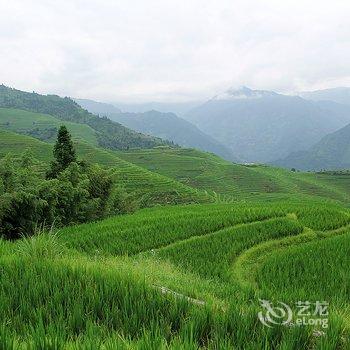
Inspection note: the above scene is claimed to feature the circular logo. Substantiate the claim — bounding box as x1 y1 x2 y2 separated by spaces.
258 299 293 327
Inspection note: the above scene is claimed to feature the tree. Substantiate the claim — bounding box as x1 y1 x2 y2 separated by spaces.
0 149 134 239
87 164 114 218
47 126 76 178
0 155 16 193
0 191 45 239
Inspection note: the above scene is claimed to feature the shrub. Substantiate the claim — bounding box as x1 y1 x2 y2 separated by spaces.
0 154 133 239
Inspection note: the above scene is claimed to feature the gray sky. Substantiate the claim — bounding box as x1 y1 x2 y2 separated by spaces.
1 0 350 102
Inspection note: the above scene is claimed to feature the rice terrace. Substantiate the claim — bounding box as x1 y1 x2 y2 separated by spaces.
2 89 350 349
2 198 350 348
2 1 350 348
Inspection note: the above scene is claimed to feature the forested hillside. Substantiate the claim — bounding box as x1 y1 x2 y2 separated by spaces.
0 85 172 150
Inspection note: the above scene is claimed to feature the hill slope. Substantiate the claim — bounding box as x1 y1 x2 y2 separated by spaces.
0 85 170 150
3 125 350 204
76 98 238 162
116 147 350 203
3 114 350 204
74 98 122 115
0 108 98 145
0 129 211 207
273 122 350 171
184 86 350 163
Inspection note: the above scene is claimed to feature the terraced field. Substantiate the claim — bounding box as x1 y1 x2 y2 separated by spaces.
117 148 350 203
0 130 211 207
0 108 99 145
2 105 350 348
1 201 349 348
0 127 51 157
2 109 350 205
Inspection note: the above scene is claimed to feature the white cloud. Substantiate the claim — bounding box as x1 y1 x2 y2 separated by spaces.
1 0 350 102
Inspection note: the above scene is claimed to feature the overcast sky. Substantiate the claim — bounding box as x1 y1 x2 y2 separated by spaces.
1 0 350 102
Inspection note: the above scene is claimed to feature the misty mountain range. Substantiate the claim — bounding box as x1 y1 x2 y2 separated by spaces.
273 87 350 170
77 86 350 170
184 87 350 163
300 87 350 106
76 98 238 162
113 101 201 117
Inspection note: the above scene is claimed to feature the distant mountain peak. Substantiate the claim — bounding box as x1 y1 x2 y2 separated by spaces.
213 86 277 101
300 87 350 106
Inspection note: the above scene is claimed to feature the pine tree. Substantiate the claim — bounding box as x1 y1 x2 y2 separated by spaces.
47 126 76 178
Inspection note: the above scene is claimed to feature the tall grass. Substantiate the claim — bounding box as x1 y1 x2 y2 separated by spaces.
59 203 287 256
1 202 350 348
0 242 317 349
16 228 64 259
157 217 303 280
256 230 350 306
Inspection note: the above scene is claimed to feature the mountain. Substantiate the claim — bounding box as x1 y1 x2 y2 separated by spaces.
273 122 350 171
111 101 202 117
75 98 122 115
0 85 171 150
300 87 350 105
77 98 238 162
184 86 350 163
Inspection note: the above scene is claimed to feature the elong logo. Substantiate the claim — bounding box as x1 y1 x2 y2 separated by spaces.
258 299 329 329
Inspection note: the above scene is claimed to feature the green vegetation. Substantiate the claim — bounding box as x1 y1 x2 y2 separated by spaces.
103 108 237 161
1 200 350 348
0 129 211 207
158 218 304 280
2 95 350 347
274 121 350 171
257 231 350 306
3 105 350 205
116 147 350 203
0 129 135 239
0 129 52 162
47 125 77 178
0 107 98 145
0 85 172 150
60 203 286 256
